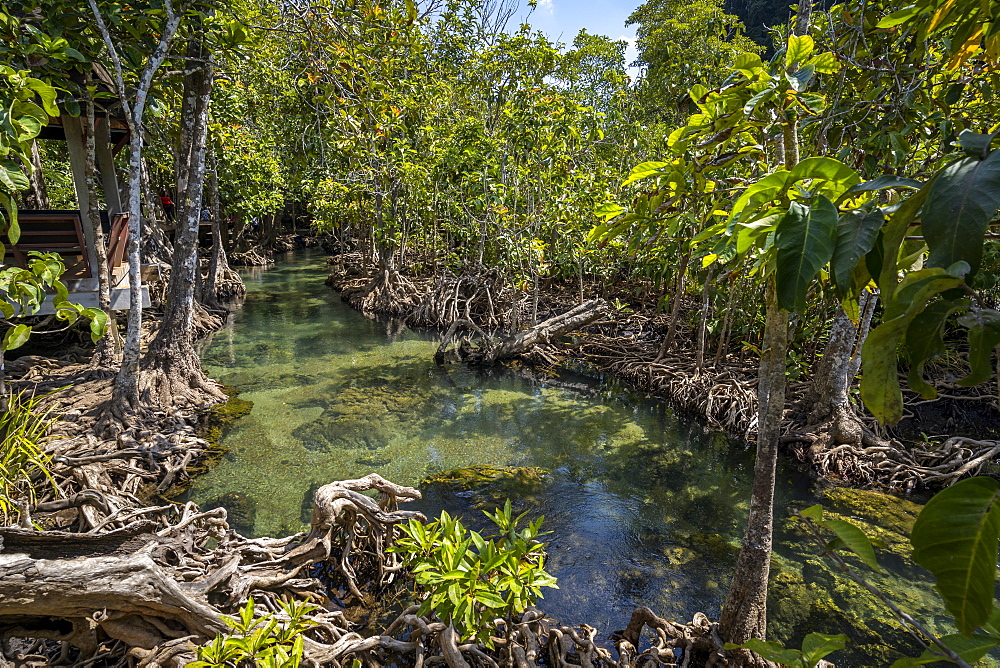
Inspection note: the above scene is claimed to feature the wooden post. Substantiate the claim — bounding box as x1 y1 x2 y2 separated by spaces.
60 115 101 290
95 118 123 215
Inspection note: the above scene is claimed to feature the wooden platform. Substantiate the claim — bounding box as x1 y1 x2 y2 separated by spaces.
7 210 150 314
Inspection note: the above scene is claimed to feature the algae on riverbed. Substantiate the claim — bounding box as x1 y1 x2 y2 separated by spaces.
188 253 975 666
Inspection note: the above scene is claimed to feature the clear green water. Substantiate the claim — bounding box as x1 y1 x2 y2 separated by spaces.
190 251 964 665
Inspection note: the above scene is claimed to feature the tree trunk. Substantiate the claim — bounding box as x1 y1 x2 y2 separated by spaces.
203 147 241 307
656 246 690 360
695 265 715 371
83 89 122 367
28 140 49 209
141 27 223 408
90 0 183 423
719 278 787 655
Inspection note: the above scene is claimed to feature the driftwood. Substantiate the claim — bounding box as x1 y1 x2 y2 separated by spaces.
435 299 610 365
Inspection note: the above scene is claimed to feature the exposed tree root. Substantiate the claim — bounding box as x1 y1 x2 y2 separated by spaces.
230 248 272 267
409 265 516 330
341 266 421 316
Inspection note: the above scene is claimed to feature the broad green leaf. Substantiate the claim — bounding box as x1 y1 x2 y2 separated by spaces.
957 308 1000 386
735 215 780 254
24 78 58 117
804 52 840 74
2 323 31 350
593 202 625 221
0 160 30 192
958 129 999 159
727 171 791 228
622 161 671 187
911 476 1000 634
831 210 884 297
785 65 815 93
725 639 802 666
922 149 1000 276
875 5 923 29
800 632 848 667
774 196 839 311
821 518 880 570
785 34 815 67
743 88 775 115
798 504 824 521
844 175 923 196
860 265 968 424
878 178 936 302
787 157 862 200
905 299 968 398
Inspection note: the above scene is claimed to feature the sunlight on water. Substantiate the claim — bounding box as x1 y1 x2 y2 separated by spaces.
190 251 971 664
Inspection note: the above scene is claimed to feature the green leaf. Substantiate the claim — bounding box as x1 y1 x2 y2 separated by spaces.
725 639 803 666
593 202 625 221
845 175 923 196
804 52 840 74
785 34 815 67
774 196 839 311
957 308 1000 386
787 157 862 200
800 632 848 667
728 171 791 228
860 265 968 424
2 323 31 350
743 88 775 115
911 477 1000 634
0 160 30 192
958 129 999 159
622 161 671 187
905 300 968 398
878 179 936 302
831 210 884 297
922 149 1000 277
798 504 824 521
875 5 923 29
785 65 815 93
821 519 880 570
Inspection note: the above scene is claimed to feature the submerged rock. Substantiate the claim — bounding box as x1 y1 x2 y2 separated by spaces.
423 465 549 490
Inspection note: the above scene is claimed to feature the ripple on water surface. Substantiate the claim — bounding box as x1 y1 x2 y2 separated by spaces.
190 252 981 665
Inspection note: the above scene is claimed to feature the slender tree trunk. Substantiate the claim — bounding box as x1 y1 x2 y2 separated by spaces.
656 246 690 360
204 148 239 307
89 0 182 420
695 266 715 371
82 89 122 367
141 26 222 407
29 141 49 209
721 7 811 653
719 277 787 653
713 273 740 368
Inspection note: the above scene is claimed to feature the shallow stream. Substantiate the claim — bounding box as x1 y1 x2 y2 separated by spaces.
189 251 965 665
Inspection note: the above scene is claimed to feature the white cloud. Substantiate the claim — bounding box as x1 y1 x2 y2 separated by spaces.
537 0 554 15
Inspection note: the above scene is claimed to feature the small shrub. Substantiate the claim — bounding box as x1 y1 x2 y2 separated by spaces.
190 598 318 668
391 500 558 647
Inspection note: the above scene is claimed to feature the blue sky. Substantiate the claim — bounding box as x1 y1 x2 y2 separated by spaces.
514 0 642 72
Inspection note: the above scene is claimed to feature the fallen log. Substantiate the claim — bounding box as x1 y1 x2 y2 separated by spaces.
436 299 610 365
